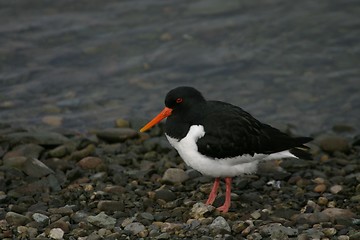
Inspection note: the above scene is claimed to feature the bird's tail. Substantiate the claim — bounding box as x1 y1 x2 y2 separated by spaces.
289 137 313 160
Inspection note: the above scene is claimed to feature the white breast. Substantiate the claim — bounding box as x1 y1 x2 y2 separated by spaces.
166 125 297 178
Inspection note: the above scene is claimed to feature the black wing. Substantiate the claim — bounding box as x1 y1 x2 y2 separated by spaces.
196 101 312 159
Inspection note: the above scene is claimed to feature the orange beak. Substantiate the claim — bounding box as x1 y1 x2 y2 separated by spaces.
140 107 173 132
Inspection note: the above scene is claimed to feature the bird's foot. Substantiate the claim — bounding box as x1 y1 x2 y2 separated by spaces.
216 204 230 213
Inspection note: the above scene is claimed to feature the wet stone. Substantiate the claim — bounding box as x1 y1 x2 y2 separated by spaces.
49 228 64 240
161 168 189 184
3 143 44 160
32 213 50 225
124 222 146 235
189 202 215 219
23 158 54 178
5 212 30 226
155 188 177 202
259 223 298 237
317 135 350 153
4 131 69 146
97 200 124 212
210 216 231 233
95 128 138 142
87 212 116 228
78 156 103 169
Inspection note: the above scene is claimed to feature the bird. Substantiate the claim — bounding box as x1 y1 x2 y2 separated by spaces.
140 86 312 213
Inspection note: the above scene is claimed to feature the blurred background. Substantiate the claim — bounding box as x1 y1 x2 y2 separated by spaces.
0 0 359 135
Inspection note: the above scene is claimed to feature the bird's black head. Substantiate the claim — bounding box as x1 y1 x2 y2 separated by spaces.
165 86 205 110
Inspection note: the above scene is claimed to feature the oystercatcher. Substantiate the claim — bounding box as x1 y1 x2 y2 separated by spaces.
140 86 312 213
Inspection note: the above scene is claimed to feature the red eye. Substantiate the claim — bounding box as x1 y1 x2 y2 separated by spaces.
176 98 183 103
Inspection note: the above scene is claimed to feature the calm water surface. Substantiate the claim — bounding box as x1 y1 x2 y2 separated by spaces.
0 0 359 135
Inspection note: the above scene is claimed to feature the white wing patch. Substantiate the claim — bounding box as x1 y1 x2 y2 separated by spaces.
166 125 298 178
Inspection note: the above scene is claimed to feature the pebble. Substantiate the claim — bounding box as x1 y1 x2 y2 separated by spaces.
3 143 44 160
314 183 327 193
124 222 146 235
154 188 177 202
23 157 54 178
330 184 343 194
87 212 116 228
49 228 64 239
115 118 130 128
32 212 50 225
259 223 298 237
42 115 63 127
189 202 215 219
5 212 30 226
97 200 124 211
322 227 337 237
161 168 189 184
321 208 356 220
317 135 350 153
209 216 231 232
78 156 103 169
4 131 69 146
95 128 138 142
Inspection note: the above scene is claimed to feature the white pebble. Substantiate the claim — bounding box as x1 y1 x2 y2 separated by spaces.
49 228 64 239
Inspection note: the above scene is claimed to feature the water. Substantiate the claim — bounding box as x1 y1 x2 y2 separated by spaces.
1 0 359 135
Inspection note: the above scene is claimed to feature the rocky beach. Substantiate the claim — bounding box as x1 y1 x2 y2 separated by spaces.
0 120 359 239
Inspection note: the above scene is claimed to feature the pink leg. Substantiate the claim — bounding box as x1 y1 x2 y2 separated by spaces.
205 177 220 205
217 177 232 213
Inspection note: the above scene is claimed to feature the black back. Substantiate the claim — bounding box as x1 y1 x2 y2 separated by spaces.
164 87 313 159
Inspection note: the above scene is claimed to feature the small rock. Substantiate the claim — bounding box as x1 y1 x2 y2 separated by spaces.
318 197 329 206
156 232 171 239
322 227 337 237
350 194 360 202
189 202 215 219
314 184 327 193
70 144 96 161
103 185 125 194
42 116 63 127
250 210 261 219
71 211 89 223
49 228 64 239
155 188 177 202
32 213 50 225
4 131 68 146
115 118 130 128
95 128 138 142
210 216 231 232
0 191 7 202
3 143 44 160
294 212 330 224
48 206 74 215
124 222 146 235
322 208 356 220
259 223 298 237
23 158 54 178
139 212 154 221
49 219 70 233
78 157 103 169
338 236 350 240
317 135 350 153
87 212 116 228
5 212 30 226
97 200 124 211
3 156 27 169
330 184 343 194
161 168 189 184
48 145 70 158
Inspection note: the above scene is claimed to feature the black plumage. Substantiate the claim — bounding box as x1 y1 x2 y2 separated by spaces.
164 87 312 160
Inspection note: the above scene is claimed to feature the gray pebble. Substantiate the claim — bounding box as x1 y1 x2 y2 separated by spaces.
209 216 231 233
87 212 116 228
